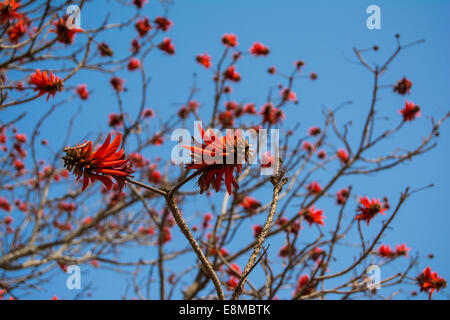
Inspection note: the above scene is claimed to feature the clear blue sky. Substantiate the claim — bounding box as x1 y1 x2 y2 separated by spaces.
3 0 449 299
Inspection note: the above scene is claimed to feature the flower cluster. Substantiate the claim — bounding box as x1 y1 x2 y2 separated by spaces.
183 123 251 195
62 133 134 191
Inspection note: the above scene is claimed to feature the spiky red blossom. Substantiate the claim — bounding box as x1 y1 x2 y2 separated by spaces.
249 42 270 56
222 33 238 47
62 133 134 192
294 275 313 296
268 66 276 74
7 19 26 43
98 42 113 57
135 17 152 37
0 196 11 212
307 181 322 194
377 244 394 258
308 126 321 136
127 58 140 71
281 87 297 102
399 100 421 122
336 188 349 205
0 0 21 23
337 148 349 164
133 0 148 8
260 103 284 125
157 37 175 55
239 196 261 214
279 243 297 257
417 267 446 300
253 224 262 238
317 149 327 160
302 141 314 154
226 263 242 276
394 77 412 95
138 109 152 120
110 76 125 92
395 243 410 257
154 16 172 31
108 113 124 127
310 72 318 80
29 69 63 101
309 247 325 262
196 53 211 69
51 17 82 44
300 205 325 226
227 277 239 290
355 196 387 225
243 103 257 114
223 65 240 82
182 123 251 195
218 110 235 128
75 84 89 100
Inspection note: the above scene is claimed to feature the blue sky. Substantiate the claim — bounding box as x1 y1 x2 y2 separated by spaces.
2 0 450 299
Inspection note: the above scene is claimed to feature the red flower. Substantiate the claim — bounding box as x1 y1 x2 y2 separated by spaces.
395 243 410 257
108 113 124 127
157 37 175 55
29 69 63 101
135 17 152 37
307 181 322 194
302 141 314 154
154 16 172 31
182 123 251 195
0 0 21 23
133 0 148 8
15 133 26 143
51 17 82 44
260 103 284 125
196 53 211 69
309 247 325 262
243 103 256 114
75 84 89 100
227 277 239 290
279 243 297 258
394 77 412 95
227 263 242 276
249 42 270 56
7 19 27 43
127 58 140 71
336 188 349 205
239 196 261 214
110 76 125 92
317 149 327 160
98 42 114 57
280 87 297 102
337 148 349 164
301 205 325 226
253 224 262 238
62 133 135 191
377 244 394 258
142 108 154 118
218 110 235 128
399 100 421 122
223 65 240 82
222 33 238 47
355 196 387 225
131 39 141 54
310 72 318 80
268 66 276 74
294 275 313 296
417 267 446 300
308 126 321 136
